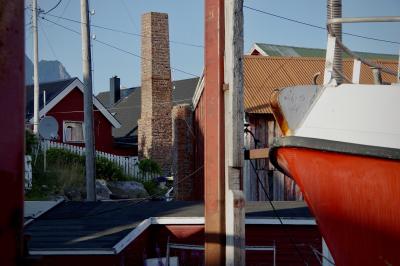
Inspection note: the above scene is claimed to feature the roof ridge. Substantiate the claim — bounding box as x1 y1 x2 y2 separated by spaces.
26 77 78 88
255 42 398 57
244 55 398 63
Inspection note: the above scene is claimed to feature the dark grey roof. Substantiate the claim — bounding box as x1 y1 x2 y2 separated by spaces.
25 200 313 252
97 78 199 138
26 78 77 119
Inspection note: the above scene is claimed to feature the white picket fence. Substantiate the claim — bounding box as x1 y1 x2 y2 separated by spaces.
40 140 156 180
25 155 32 189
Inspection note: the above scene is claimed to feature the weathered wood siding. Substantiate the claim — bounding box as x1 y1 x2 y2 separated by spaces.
244 113 303 201
194 92 302 201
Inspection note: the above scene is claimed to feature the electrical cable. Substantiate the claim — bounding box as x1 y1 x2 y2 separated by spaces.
26 97 194 117
118 0 137 29
249 159 310 266
244 128 310 265
39 20 58 59
40 16 200 78
310 245 336 265
43 13 204 48
56 0 71 23
244 5 400 46
43 0 62 15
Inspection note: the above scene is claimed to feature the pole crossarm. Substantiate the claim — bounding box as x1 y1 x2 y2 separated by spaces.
328 16 400 24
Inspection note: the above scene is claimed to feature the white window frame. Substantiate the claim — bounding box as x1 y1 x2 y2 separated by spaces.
63 121 85 143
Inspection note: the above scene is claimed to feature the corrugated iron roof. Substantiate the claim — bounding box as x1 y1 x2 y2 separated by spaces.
244 56 399 114
253 43 399 61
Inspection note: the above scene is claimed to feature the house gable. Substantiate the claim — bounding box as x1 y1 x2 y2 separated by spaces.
28 78 121 128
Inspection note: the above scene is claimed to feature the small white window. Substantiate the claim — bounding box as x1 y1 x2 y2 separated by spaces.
63 121 84 143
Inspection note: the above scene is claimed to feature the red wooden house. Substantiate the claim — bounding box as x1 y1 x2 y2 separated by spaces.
26 78 121 154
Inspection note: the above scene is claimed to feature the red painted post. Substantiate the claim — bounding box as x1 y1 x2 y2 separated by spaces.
0 1 25 265
204 0 225 264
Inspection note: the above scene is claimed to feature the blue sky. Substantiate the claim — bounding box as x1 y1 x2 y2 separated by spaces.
25 0 400 94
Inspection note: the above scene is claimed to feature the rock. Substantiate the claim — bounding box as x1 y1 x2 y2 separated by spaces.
107 181 149 199
96 179 112 200
63 187 83 201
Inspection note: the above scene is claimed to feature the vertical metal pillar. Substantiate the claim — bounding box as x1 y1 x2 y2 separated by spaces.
0 1 25 264
327 0 343 84
204 0 225 264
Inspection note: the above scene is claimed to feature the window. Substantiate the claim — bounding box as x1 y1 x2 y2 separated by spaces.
63 121 84 143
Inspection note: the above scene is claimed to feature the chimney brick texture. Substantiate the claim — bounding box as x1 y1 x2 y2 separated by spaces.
138 12 172 175
172 104 194 200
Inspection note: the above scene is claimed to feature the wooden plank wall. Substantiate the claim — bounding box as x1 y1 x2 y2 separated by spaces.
194 95 302 201
244 114 303 201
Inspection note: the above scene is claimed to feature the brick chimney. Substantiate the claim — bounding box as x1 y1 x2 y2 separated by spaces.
138 12 172 174
109 76 120 106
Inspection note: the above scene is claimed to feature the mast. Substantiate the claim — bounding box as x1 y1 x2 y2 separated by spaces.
327 0 343 84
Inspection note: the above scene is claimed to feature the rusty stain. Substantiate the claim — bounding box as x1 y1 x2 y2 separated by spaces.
234 198 245 209
270 89 291 136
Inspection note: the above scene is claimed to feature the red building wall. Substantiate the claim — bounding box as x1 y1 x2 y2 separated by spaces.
193 93 205 200
46 88 115 154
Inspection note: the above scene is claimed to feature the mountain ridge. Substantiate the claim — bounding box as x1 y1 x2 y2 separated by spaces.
25 55 71 85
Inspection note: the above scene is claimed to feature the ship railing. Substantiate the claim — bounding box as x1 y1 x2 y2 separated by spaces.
324 15 400 85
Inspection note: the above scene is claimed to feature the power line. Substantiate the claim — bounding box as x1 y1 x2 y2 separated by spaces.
43 12 204 48
43 0 62 14
40 16 200 78
118 0 137 29
56 0 71 23
249 159 311 266
39 20 58 59
26 98 194 117
245 129 311 265
244 5 400 46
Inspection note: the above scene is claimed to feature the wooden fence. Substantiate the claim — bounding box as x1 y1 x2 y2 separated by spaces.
40 140 156 181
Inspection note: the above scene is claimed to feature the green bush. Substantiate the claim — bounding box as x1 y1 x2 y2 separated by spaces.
26 148 132 200
45 148 129 181
96 157 129 181
138 158 161 175
26 152 84 200
25 129 38 155
46 148 84 165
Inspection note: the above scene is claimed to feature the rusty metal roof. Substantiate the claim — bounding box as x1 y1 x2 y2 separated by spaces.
244 56 399 114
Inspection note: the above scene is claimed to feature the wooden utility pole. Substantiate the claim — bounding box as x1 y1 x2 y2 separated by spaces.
0 1 24 264
204 0 225 264
32 0 40 134
224 0 245 263
80 0 96 201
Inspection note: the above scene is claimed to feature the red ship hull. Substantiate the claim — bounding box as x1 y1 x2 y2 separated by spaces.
272 144 400 266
